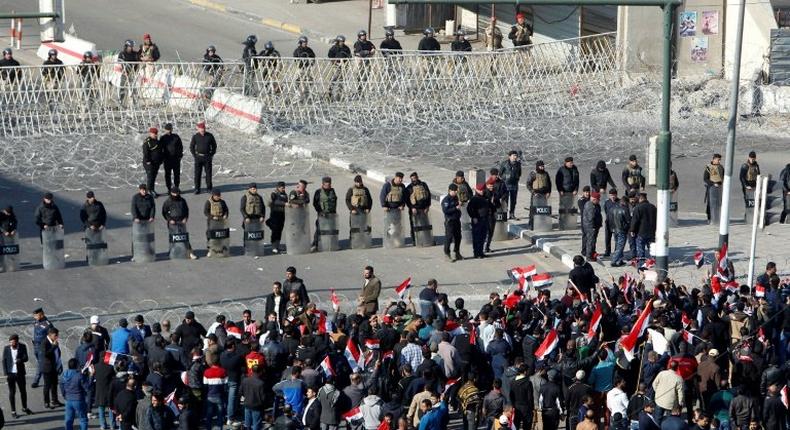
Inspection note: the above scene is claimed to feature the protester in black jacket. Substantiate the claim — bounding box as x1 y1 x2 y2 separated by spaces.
568 255 599 298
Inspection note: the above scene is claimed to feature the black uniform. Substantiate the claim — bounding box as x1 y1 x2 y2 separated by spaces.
131 193 156 221
328 44 351 60
555 165 580 194
451 39 472 52
603 196 619 256
41 58 64 82
590 162 616 192
80 200 107 229
267 190 288 244
467 193 491 258
418 37 441 51
34 201 63 244
203 52 223 76
189 131 217 192
405 180 432 245
379 38 403 55
0 209 18 234
293 46 316 68
311 187 338 248
353 40 375 58
0 56 21 83
739 160 760 204
441 194 462 257
485 180 507 251
142 136 164 194
162 196 189 223
160 132 183 192
242 42 257 69
538 380 564 430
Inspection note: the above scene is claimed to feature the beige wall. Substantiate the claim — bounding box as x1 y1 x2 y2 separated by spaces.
676 0 726 77
617 5 666 74
724 0 777 81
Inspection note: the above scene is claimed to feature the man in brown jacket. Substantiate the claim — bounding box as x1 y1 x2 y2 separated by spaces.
696 349 722 412
358 266 382 316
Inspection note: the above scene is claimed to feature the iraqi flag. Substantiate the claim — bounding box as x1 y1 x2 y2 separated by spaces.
508 265 537 290
586 303 603 341
82 351 94 373
754 284 766 297
715 243 731 281
316 311 333 334
395 278 411 300
345 338 362 372
381 350 394 362
320 355 335 379
364 338 380 350
444 378 459 393
103 351 119 366
781 385 789 409
534 329 559 361
681 330 694 345
694 251 705 269
330 288 340 311
342 407 364 423
227 325 243 339
639 258 656 271
469 324 477 346
503 293 521 310
531 273 553 289
681 312 692 329
621 300 653 361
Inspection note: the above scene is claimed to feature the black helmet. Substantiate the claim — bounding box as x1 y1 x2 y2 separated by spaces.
48 49 58 57
245 35 257 45
83 51 92 58
384 29 394 38
357 30 367 38
124 39 135 48
298 36 308 44
335 35 346 43
3 48 12 56
455 29 465 37
264 41 274 50
207 45 216 52
424 27 435 36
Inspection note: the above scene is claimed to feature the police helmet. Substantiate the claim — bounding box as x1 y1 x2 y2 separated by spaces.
207 45 216 52
384 29 395 38
83 51 93 58
48 49 58 57
455 29 465 37
357 30 367 38
424 27 435 36
2 48 12 56
264 41 274 50
124 39 135 48
335 35 346 43
298 36 308 44
246 35 258 45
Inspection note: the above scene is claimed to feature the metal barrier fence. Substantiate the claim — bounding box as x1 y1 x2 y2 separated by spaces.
0 33 620 138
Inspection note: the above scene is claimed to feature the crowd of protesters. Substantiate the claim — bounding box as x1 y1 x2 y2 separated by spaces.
2 257 788 430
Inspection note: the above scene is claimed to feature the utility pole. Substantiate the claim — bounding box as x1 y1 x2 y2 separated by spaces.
718 0 747 248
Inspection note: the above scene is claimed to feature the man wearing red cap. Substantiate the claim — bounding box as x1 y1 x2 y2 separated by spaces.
467 183 492 258
189 122 217 194
142 127 164 197
139 34 160 63
508 12 533 47
582 191 602 260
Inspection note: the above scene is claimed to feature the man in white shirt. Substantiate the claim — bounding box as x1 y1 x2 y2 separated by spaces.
301 386 321 429
607 376 629 421
3 334 32 418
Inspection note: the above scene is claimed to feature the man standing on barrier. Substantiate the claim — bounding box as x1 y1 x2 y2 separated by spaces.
139 34 160 63
739 151 760 206
703 153 724 224
162 188 198 260
80 191 106 232
117 40 140 105
160 123 183 194
500 150 522 220
405 172 432 246
30 308 54 389
267 181 288 254
34 193 63 243
509 12 534 47
190 121 216 195
526 160 551 229
468 183 490 258
310 176 338 253
442 184 463 262
328 36 351 101
142 127 164 198
354 30 375 94
622 155 645 193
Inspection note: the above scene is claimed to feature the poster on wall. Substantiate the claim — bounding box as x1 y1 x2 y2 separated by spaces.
679 11 697 37
691 37 709 63
702 11 719 35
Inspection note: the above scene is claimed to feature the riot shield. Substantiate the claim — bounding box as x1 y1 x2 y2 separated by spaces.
244 219 266 256
669 192 679 227
317 213 340 252
42 227 65 270
708 186 722 225
207 219 230 258
558 194 578 230
285 205 311 255
460 203 473 245
132 222 156 263
383 209 404 249
168 223 190 260
85 227 109 266
412 211 434 247
0 233 20 272
531 194 553 232
744 189 755 224
493 208 509 241
349 212 372 249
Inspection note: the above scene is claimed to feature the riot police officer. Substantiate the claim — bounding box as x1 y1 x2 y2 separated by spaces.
622 155 645 192
354 30 375 58
160 123 183 194
80 191 107 231
703 153 724 223
451 29 472 52
406 172 432 245
267 182 288 254
117 40 140 103
328 35 351 100
418 28 441 51
526 160 551 229
142 127 164 197
41 49 64 91
380 28 403 53
739 151 760 203
162 188 198 259
203 45 223 78
0 48 21 88
242 35 258 94
311 177 338 252
346 175 373 214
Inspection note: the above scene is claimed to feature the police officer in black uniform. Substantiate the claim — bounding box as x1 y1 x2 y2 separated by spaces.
526 160 551 229
142 127 164 197
380 29 402 54
739 151 760 205
451 29 472 52
162 188 197 259
405 172 432 246
418 28 441 51
189 122 217 194
311 177 338 252
703 153 724 223
622 155 645 192
267 181 288 254
442 184 463 262
160 123 183 194
80 191 107 231
467 184 490 259
0 48 21 87
602 189 619 257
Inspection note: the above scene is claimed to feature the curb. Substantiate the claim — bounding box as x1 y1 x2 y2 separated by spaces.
188 0 336 44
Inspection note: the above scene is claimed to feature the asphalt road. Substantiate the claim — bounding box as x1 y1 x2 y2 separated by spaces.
3 0 322 61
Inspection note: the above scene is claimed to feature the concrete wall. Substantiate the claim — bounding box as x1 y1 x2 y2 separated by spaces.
617 5 665 74
724 0 777 81
676 0 726 77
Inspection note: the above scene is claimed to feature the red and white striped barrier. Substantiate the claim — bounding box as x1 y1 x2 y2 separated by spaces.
37 34 96 65
10 18 22 50
205 88 263 135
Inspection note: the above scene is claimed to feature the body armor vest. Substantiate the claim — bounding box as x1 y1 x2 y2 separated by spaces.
707 164 722 183
350 187 369 208
386 183 403 203
627 166 642 186
409 183 428 205
209 199 224 217
245 192 263 216
534 172 549 190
